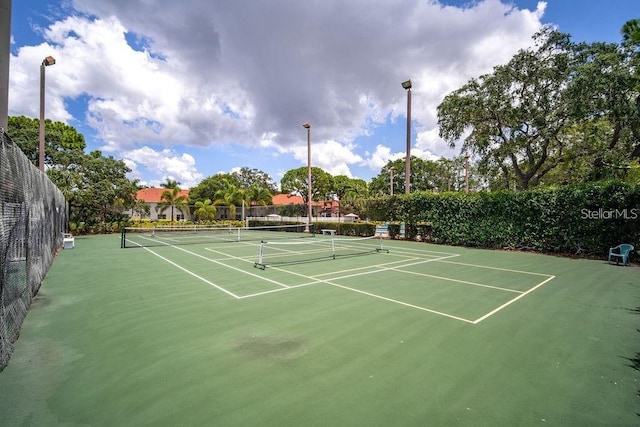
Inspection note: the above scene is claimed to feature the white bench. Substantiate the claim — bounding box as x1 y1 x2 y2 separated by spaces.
62 233 75 249
321 229 336 235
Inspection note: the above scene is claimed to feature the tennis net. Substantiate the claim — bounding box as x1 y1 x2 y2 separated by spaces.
120 223 315 248
254 235 389 269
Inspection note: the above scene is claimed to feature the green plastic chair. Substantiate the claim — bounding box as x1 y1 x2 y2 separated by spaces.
608 244 634 266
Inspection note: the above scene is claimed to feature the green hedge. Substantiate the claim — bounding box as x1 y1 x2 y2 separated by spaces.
312 222 375 237
367 181 640 256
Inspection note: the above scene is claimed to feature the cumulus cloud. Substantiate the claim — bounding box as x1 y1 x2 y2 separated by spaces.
8 0 546 185
365 144 407 171
124 146 203 188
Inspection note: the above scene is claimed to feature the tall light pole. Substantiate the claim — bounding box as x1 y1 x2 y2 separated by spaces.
39 55 55 172
389 166 395 196
303 122 312 232
465 152 470 194
402 79 412 194
0 0 11 132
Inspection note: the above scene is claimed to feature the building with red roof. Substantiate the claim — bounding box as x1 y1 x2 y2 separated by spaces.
128 189 341 222
132 187 191 221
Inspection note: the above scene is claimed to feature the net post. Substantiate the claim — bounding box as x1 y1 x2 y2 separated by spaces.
331 238 336 259
376 234 390 253
121 227 125 248
254 241 266 269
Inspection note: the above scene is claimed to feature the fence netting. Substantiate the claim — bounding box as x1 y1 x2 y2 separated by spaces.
0 130 67 371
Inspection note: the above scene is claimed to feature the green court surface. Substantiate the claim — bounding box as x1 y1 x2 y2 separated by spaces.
0 233 638 426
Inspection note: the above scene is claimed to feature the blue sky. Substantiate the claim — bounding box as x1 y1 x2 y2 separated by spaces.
7 1 638 189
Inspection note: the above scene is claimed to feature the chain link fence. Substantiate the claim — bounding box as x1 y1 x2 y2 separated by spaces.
0 130 67 371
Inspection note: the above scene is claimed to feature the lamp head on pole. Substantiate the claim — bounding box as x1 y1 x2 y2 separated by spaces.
302 122 310 129
42 56 56 67
401 79 412 90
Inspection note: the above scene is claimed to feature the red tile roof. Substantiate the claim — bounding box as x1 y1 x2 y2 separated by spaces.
137 187 190 203
272 193 338 207
272 193 304 205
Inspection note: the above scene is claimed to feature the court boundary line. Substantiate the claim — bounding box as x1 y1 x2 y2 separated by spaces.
471 275 556 324
134 237 555 324
248 251 556 324
434 259 553 277
386 268 525 294
174 245 296 289
141 246 242 299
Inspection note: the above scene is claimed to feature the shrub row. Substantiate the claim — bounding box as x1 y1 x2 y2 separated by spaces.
367 181 640 256
311 222 376 236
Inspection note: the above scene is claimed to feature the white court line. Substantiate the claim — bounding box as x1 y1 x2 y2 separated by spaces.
472 275 556 324
128 235 554 324
236 251 474 323
311 257 423 278
320 254 461 282
325 282 475 324
176 246 291 289
238 280 322 299
131 236 295 291
376 244 461 257
244 253 458 286
434 259 554 277
141 247 241 299
386 268 524 294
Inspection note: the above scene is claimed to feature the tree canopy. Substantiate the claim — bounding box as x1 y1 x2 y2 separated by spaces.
8 115 86 168
280 167 334 203
188 173 241 206
233 167 277 193
437 26 640 190
213 179 247 219
9 116 137 225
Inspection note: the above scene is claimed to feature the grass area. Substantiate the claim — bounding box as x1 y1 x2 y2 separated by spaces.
0 234 638 426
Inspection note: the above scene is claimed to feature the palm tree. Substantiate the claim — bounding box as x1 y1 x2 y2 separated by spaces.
213 180 246 220
132 199 150 219
622 19 640 46
247 185 272 216
157 187 188 222
193 199 217 222
160 178 180 189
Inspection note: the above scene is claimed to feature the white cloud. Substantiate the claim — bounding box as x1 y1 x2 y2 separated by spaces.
364 144 406 171
288 139 364 178
416 128 457 159
8 0 546 184
123 146 203 188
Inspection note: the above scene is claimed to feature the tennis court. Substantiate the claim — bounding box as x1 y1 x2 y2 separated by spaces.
123 226 555 324
0 231 638 425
